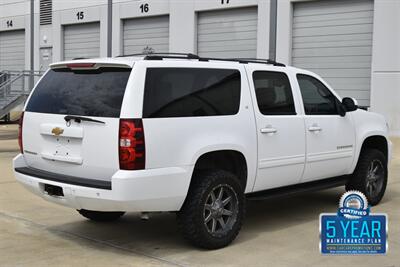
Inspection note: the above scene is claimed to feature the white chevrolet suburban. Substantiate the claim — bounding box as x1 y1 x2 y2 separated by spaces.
13 53 391 249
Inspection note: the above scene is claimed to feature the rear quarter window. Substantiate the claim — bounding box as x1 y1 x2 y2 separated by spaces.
26 67 131 118
143 68 241 118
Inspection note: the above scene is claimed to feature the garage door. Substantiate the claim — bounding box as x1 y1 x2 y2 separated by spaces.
63 22 100 60
292 0 374 106
0 30 25 71
123 16 169 55
197 7 258 58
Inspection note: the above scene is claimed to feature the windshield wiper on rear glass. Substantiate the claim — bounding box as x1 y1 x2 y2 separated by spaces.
64 115 105 124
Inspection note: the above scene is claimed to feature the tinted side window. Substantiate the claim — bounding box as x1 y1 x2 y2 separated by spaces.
143 68 241 118
252 71 296 115
26 68 131 118
297 74 338 115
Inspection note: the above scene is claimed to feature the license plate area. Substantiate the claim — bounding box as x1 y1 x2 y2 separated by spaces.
51 136 81 158
41 135 83 164
44 184 64 197
39 124 84 160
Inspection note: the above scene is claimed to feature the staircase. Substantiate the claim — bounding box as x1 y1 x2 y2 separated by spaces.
0 70 44 121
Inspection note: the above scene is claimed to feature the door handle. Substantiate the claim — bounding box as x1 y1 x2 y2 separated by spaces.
308 125 322 132
260 127 277 134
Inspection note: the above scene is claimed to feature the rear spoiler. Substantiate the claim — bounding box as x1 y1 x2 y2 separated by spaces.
50 62 132 70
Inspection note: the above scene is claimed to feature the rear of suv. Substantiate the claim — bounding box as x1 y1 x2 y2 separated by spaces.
14 54 391 249
21 63 133 182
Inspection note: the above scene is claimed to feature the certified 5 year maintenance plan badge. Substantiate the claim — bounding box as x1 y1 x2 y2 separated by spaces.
320 191 388 254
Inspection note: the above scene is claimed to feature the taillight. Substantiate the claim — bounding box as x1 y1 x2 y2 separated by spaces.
66 63 96 69
18 111 24 154
119 119 145 170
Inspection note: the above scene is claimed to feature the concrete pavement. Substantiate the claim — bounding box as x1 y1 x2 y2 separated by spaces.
0 124 399 267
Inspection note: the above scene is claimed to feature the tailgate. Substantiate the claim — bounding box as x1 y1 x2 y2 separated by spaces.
22 65 131 182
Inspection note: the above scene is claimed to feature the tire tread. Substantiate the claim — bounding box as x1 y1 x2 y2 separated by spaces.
177 170 245 249
346 148 387 205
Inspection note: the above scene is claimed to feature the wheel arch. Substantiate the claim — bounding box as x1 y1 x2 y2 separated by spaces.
352 134 390 172
190 149 249 192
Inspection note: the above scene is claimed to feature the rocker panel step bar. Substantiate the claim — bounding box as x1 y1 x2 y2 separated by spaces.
246 176 349 201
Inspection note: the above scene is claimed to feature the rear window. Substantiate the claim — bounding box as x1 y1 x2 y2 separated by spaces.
143 68 241 118
26 67 131 118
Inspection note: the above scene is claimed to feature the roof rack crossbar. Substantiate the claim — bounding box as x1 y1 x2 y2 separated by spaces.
143 56 242 64
229 58 286 67
193 57 249 64
144 54 200 61
117 52 200 59
184 56 286 67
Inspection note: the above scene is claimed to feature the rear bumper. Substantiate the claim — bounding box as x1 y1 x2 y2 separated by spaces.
13 154 193 212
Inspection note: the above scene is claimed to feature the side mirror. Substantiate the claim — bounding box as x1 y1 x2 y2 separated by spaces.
342 97 358 112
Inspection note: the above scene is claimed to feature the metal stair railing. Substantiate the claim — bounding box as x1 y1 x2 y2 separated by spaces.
0 72 7 83
0 72 25 98
0 70 44 120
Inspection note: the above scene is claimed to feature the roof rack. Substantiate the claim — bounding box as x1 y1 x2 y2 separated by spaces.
117 52 200 59
229 58 286 67
117 52 285 67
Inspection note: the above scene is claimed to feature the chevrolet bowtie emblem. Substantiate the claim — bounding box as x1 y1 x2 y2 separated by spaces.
51 127 64 136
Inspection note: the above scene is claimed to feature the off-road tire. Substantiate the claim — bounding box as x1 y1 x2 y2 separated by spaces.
177 170 245 249
346 149 388 206
77 209 125 222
